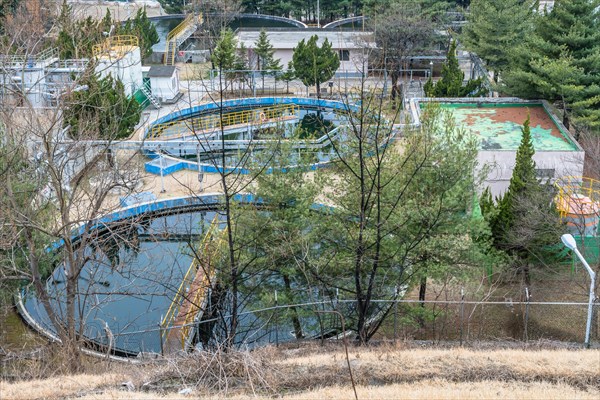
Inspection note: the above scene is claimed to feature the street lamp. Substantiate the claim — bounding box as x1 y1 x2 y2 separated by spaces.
561 233 596 348
429 61 434 78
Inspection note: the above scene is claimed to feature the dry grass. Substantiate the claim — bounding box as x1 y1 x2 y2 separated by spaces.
1 344 599 400
0 373 125 400
269 344 600 394
60 381 600 400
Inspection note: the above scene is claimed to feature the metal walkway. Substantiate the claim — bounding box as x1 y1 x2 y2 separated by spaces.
161 216 223 354
148 104 299 139
84 124 345 156
164 14 203 66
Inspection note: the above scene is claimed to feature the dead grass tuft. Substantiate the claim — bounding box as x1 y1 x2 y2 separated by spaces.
131 348 277 397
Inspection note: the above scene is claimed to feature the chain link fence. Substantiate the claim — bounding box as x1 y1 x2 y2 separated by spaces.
15 283 599 359
87 298 598 357
183 68 431 101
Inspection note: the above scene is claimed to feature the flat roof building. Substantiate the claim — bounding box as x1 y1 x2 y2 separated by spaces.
235 28 374 77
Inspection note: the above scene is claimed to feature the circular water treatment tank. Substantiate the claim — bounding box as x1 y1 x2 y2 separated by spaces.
143 97 362 174
16 195 358 357
18 198 226 356
556 177 600 237
559 194 600 237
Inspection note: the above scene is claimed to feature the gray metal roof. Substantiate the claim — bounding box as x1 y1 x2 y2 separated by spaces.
148 65 177 78
236 28 374 50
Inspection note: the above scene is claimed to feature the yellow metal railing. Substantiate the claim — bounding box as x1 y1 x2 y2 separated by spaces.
164 14 203 65
149 104 299 139
167 15 193 42
93 35 139 58
179 226 227 348
555 176 600 218
160 215 221 343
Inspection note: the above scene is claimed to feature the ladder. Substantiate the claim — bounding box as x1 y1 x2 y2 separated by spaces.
140 84 161 109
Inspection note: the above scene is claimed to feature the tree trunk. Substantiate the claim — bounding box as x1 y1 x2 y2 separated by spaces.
216 66 238 350
283 274 303 339
523 262 531 288
417 276 427 328
419 277 427 306
390 70 399 107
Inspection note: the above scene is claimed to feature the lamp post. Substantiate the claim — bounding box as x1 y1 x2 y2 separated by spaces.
317 0 320 28
429 61 434 79
561 233 596 348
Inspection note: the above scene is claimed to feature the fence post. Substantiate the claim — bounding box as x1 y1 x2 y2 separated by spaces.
524 287 530 342
459 288 465 346
593 299 599 343
394 285 398 343
274 290 279 347
158 320 164 356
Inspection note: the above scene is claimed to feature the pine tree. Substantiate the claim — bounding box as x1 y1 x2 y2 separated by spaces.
483 114 565 283
233 42 250 90
100 8 113 36
212 29 237 70
56 0 75 59
494 114 537 237
212 29 238 90
461 0 537 82
502 0 600 133
253 29 275 71
132 8 159 59
63 73 141 140
425 40 485 97
253 29 282 91
292 35 340 98
277 61 296 94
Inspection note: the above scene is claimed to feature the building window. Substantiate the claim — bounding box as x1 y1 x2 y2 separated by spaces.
535 168 555 179
339 50 350 61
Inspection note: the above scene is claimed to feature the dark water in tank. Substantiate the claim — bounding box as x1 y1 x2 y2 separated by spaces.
17 206 361 356
152 16 301 52
20 210 221 355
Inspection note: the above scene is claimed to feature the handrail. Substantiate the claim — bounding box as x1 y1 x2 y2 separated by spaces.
167 14 194 42
180 225 227 348
160 215 221 344
555 176 600 218
93 35 139 58
0 47 58 66
149 104 299 139
164 14 202 65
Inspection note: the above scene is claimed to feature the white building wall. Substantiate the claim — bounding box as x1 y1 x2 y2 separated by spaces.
95 46 143 97
273 49 294 69
252 48 367 76
477 150 585 198
248 49 369 75
150 74 179 102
